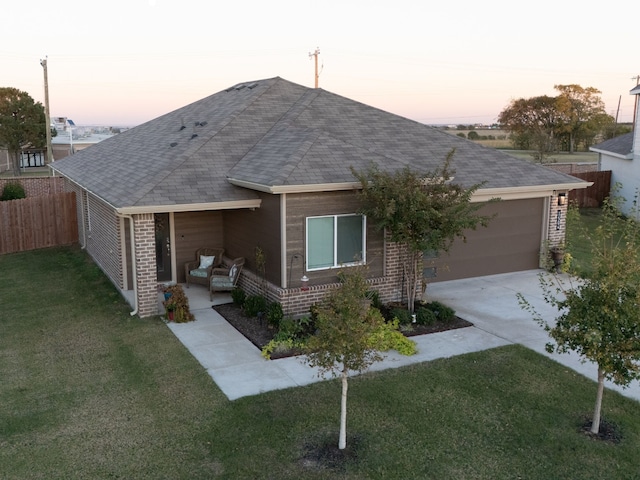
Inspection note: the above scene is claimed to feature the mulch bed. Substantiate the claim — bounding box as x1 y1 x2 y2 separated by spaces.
213 303 473 358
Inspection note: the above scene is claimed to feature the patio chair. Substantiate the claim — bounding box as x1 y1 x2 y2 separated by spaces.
209 257 245 300
184 247 225 288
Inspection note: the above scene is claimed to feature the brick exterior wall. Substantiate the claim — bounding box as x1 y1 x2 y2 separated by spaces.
0 176 65 197
237 235 407 317
133 214 158 318
547 191 568 250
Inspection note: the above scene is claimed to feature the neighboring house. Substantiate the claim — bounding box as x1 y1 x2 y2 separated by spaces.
50 77 589 318
51 117 116 161
0 117 116 173
590 85 640 215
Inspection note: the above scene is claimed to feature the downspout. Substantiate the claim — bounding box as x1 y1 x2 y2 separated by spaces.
117 212 138 316
280 193 288 288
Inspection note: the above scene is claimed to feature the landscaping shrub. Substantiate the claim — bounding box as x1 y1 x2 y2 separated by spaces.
231 287 246 307
366 289 383 310
266 301 284 328
426 301 456 322
1 181 26 201
243 294 268 318
391 307 412 325
416 306 437 326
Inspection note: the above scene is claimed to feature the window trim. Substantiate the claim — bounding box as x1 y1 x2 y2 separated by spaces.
305 213 366 271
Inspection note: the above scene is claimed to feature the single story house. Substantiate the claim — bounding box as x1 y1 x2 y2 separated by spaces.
51 77 589 318
590 85 640 216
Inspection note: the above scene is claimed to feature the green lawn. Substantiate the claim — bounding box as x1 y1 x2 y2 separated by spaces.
2 246 640 479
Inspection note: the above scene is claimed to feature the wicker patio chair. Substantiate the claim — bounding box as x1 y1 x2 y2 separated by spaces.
184 247 224 288
209 257 245 300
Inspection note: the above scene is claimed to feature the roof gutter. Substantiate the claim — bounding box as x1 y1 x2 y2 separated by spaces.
115 199 261 215
471 182 592 202
228 177 592 201
227 178 360 194
588 147 633 160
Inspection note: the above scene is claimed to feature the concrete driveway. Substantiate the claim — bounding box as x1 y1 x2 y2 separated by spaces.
427 270 640 403
168 270 640 402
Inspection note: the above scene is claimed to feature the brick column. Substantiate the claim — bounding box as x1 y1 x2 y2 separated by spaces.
133 213 157 318
547 191 568 249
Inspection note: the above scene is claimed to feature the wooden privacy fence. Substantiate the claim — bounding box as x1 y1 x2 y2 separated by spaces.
568 170 611 208
0 192 78 254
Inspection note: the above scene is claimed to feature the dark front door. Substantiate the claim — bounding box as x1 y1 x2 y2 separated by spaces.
155 213 172 282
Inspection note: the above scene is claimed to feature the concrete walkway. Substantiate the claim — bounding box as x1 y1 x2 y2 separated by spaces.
166 270 640 402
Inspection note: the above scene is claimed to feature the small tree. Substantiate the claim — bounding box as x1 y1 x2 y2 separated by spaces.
518 196 640 435
0 88 47 176
353 150 494 312
304 268 389 450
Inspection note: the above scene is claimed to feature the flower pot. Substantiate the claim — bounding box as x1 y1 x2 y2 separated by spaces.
167 310 175 321
551 249 565 272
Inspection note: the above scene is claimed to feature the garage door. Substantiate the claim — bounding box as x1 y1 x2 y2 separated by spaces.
430 198 544 282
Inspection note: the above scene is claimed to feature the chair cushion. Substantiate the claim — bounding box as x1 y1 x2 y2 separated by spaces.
189 268 208 278
199 255 215 269
211 277 233 288
229 265 237 279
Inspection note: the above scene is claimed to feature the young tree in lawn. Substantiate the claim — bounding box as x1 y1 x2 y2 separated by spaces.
0 88 48 176
304 268 406 450
518 195 640 435
352 150 493 313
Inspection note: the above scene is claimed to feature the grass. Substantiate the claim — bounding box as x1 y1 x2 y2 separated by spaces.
2 246 640 478
502 150 598 163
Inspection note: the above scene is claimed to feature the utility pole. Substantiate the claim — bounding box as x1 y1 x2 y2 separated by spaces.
309 47 320 88
40 57 53 164
631 75 640 128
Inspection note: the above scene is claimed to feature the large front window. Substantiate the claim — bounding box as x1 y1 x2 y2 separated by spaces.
306 214 365 270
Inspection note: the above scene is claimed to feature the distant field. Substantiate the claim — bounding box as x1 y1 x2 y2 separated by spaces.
442 128 512 149
501 150 598 163
440 128 599 163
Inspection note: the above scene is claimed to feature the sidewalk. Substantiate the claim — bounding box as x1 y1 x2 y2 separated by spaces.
166 271 640 402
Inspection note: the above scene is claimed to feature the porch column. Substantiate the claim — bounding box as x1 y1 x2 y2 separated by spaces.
133 213 158 318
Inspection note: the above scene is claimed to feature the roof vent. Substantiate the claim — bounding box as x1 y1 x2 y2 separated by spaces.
234 84 246 91
198 121 207 127
179 125 186 131
190 134 198 139
247 82 258 89
170 142 178 147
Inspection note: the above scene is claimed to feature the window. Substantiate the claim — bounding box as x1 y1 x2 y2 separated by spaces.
306 214 365 270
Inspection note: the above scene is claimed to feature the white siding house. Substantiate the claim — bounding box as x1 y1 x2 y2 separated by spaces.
591 85 640 215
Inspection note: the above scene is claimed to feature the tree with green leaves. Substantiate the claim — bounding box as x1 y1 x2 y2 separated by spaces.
498 85 613 161
352 150 494 313
518 195 640 435
304 268 414 450
498 95 561 162
554 84 613 153
0 87 47 176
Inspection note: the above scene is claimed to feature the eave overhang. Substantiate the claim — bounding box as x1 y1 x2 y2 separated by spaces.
471 181 592 202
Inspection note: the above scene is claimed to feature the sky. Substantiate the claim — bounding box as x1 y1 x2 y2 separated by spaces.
2 0 637 128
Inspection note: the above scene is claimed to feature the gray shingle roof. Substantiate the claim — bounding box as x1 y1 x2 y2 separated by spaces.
590 132 633 158
52 77 584 210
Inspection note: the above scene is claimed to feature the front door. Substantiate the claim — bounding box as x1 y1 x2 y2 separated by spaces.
155 213 172 282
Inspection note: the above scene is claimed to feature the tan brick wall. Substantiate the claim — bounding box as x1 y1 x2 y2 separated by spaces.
0 176 65 197
546 163 598 175
547 191 568 250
